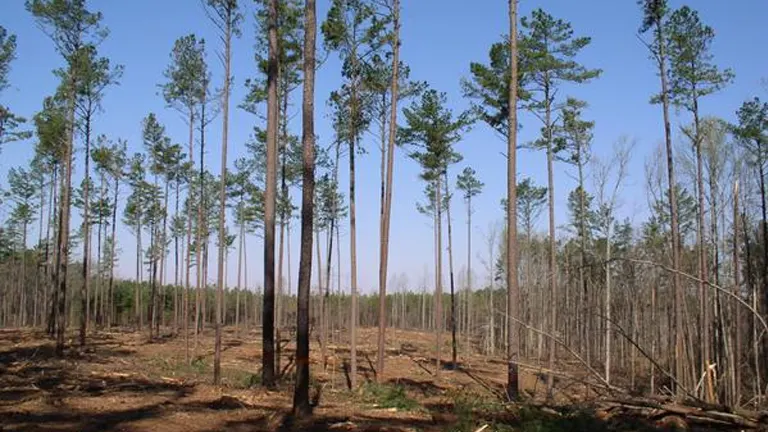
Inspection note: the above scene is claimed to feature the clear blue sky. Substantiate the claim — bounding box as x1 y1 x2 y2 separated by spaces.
1 0 766 293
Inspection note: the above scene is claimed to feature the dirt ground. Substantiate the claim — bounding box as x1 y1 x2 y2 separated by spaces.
0 326 685 431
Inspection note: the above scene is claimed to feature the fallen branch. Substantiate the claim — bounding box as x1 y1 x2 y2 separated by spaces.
600 396 763 429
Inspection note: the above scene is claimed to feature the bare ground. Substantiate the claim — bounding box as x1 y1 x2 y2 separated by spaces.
0 326 706 431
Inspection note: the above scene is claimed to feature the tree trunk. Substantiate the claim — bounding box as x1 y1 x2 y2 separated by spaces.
444 174 458 370
605 220 612 384
213 4 233 385
107 178 119 329
293 0 316 415
349 94 359 389
55 73 77 356
466 194 472 354
236 217 243 338
185 108 195 362
80 109 93 347
545 83 557 398
435 179 443 379
194 90 207 357
376 0 400 382
506 0 520 400
733 181 742 405
174 180 180 334
656 16 686 397
95 176 104 328
262 0 280 389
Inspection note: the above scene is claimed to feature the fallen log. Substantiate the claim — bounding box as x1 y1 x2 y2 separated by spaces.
599 397 763 429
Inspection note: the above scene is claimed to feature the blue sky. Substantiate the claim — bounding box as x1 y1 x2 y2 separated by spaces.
1 0 766 293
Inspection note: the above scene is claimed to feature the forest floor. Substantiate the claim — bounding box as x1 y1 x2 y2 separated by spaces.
0 326 743 431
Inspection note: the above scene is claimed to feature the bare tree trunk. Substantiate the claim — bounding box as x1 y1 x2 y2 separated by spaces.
655 16 686 397
261 0 279 389
605 221 612 384
732 181 742 404
349 107 359 389
506 0 520 400
80 110 93 347
435 179 443 379
545 94 557 397
213 3 233 386
444 174 458 370
376 0 400 382
236 219 243 338
294 0 316 413
184 110 194 363
194 90 207 357
55 76 77 356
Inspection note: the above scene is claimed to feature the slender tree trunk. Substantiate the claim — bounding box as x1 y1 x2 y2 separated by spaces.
159 182 169 333
349 109 359 388
605 221 612 384
55 76 77 356
262 0 279 389
466 195 473 354
104 175 118 328
655 17 686 397
545 83 557 397
184 109 194 363
194 92 207 357
444 174 458 369
376 0 400 382
96 175 106 328
506 0 520 400
757 141 768 378
435 179 443 379
80 111 93 347
136 218 142 329
174 180 180 334
691 102 712 401
236 219 243 338
294 0 316 414
213 4 233 386
733 181 742 404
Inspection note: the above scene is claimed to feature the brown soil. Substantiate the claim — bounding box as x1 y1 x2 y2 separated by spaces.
0 326 662 431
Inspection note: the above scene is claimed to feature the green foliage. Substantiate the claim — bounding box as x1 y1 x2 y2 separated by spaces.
567 187 596 240
0 26 29 147
398 89 469 183
519 8 600 150
638 0 667 34
461 37 527 139
456 167 484 202
72 44 123 119
26 0 107 58
243 0 303 114
448 390 511 432
162 34 208 115
666 6 733 112
33 97 67 163
315 173 346 231
0 26 16 93
555 98 593 166
732 97 768 169
322 0 388 73
362 382 419 411
516 178 547 235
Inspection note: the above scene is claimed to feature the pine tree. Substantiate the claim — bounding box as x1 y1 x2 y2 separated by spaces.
638 0 687 394
294 0 316 414
399 89 469 380
456 167 483 356
0 26 30 149
27 0 108 355
519 8 600 397
666 7 733 390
